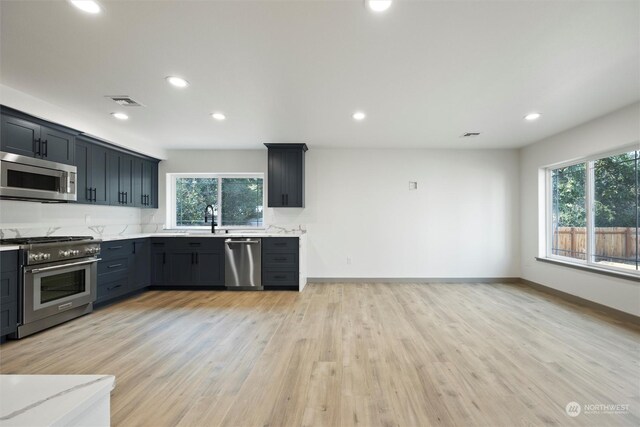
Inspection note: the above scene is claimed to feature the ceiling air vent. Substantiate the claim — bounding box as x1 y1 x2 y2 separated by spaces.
105 96 144 107
460 132 481 138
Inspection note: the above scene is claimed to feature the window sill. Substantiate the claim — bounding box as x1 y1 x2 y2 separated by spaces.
535 257 640 282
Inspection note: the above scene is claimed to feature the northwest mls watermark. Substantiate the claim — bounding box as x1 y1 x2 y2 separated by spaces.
565 401 630 417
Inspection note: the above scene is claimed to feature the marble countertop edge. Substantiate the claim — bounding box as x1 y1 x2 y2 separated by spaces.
0 375 115 427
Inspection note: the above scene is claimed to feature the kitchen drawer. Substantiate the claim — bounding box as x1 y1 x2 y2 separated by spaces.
0 270 18 304
100 241 133 260
263 252 297 268
170 238 223 252
263 269 298 287
151 238 169 251
98 256 129 276
0 301 18 337
263 238 298 253
0 251 18 273
97 277 130 303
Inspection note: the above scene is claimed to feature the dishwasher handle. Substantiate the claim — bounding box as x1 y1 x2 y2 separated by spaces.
225 239 261 244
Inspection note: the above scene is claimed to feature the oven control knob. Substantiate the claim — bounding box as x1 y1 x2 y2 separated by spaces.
42 253 51 260
59 250 70 257
71 249 80 256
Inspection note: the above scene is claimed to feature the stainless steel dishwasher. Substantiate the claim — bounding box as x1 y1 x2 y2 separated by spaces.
224 238 262 290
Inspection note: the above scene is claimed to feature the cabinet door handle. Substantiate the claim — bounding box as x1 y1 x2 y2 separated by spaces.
124 192 128 204
163 253 166 264
274 275 287 279
132 242 136 254
281 194 285 205
34 138 41 156
108 246 123 250
42 139 48 157
86 187 92 201
274 242 286 246
191 253 195 264
285 194 289 205
118 192 122 204
274 257 287 261
107 263 123 269
92 188 97 202
196 253 199 264
108 284 122 291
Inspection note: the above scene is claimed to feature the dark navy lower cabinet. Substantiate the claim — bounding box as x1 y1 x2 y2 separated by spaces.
98 236 299 308
96 239 150 305
132 239 150 289
262 237 299 290
0 251 19 340
151 238 224 288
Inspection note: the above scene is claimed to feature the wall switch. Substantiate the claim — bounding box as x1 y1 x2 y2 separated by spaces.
409 181 418 190
346 257 352 265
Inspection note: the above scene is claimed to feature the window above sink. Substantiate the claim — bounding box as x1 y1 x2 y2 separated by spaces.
167 173 264 230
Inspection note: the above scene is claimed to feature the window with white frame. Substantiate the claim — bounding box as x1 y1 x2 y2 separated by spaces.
547 148 639 274
168 174 264 229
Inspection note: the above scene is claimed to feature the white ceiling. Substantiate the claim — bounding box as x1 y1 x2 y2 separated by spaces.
1 0 638 150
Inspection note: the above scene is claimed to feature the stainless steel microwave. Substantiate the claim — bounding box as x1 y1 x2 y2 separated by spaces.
0 151 77 202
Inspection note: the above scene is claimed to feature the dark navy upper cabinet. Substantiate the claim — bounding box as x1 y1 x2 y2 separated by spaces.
2 105 160 208
133 158 158 208
265 143 307 208
109 151 135 206
1 115 40 158
39 126 75 164
1 111 75 165
75 140 91 204
75 137 110 205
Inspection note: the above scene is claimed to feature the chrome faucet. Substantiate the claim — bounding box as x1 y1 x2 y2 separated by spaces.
204 204 217 233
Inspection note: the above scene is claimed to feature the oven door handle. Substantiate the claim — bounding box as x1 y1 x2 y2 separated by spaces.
27 258 101 274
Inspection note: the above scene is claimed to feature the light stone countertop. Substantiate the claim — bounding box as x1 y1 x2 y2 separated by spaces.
0 375 115 427
0 246 20 252
98 231 305 241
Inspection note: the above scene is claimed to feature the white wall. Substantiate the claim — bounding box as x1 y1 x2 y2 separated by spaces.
154 148 521 279
520 102 640 316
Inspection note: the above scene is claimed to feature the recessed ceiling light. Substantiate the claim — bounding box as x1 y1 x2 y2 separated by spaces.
367 0 393 13
352 111 366 121
166 76 189 88
70 0 101 14
111 112 129 120
211 112 226 121
524 112 542 121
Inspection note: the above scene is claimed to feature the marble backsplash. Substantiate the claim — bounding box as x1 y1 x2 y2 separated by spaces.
0 200 306 239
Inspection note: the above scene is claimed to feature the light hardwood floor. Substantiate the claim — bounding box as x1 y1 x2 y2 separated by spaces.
1 283 639 427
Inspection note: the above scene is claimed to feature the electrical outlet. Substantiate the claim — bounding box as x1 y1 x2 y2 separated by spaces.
346 256 352 265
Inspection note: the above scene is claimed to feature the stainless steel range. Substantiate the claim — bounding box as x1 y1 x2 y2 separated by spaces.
0 236 101 338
